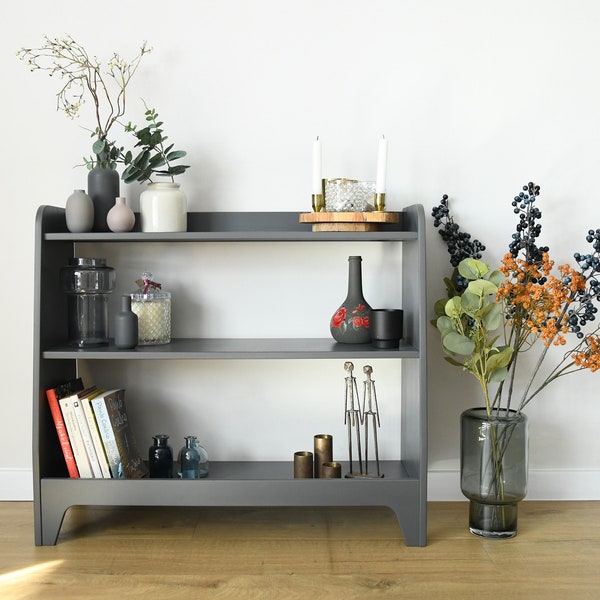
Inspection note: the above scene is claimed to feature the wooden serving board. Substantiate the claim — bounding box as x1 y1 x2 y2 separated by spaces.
299 211 400 232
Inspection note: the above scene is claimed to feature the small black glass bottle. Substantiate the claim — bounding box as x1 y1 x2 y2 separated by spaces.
149 434 173 478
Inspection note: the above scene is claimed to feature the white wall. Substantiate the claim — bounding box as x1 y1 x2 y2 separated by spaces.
1 0 599 500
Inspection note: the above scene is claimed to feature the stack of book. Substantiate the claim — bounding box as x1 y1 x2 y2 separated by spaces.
46 378 148 478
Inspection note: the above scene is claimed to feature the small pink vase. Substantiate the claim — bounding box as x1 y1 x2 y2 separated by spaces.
107 197 135 233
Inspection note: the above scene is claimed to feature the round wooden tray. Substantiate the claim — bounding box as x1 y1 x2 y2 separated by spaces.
299 211 400 232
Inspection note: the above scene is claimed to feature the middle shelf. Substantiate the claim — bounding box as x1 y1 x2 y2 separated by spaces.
43 337 420 360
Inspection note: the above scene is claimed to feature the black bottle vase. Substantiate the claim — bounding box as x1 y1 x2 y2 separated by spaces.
149 434 173 478
114 295 138 349
330 256 372 344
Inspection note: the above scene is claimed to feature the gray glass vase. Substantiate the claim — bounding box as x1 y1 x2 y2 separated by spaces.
460 407 528 539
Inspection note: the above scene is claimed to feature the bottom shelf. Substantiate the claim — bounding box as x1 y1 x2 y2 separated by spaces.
37 461 426 546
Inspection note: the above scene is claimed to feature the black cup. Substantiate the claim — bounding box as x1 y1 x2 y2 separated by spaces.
369 309 403 349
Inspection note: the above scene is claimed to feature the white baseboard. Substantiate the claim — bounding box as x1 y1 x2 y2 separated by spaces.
1 468 599 502
428 468 600 501
0 469 34 501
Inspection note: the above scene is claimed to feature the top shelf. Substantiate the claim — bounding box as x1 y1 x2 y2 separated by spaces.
40 208 420 242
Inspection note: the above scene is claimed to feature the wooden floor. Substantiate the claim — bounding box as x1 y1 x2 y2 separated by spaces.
0 501 598 599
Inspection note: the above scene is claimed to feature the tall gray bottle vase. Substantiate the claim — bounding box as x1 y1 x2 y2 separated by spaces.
88 166 120 232
114 295 138 349
330 256 372 344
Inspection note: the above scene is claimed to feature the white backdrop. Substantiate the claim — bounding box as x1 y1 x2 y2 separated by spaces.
1 0 599 500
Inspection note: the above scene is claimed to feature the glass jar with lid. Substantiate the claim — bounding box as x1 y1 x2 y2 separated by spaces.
130 271 172 345
60 257 116 347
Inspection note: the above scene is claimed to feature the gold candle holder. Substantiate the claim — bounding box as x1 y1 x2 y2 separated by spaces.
313 434 333 478
293 451 313 478
321 461 342 478
312 193 324 212
312 178 326 212
374 192 386 211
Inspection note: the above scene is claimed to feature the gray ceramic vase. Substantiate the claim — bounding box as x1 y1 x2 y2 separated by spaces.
65 189 94 233
330 256 372 344
88 166 120 232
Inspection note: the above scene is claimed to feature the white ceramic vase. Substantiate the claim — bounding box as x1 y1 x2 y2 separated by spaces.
107 197 136 232
139 182 187 233
65 189 94 233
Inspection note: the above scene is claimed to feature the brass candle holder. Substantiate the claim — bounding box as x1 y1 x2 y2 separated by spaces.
293 451 313 478
313 434 333 478
321 461 342 478
312 178 326 212
374 192 386 211
312 193 324 212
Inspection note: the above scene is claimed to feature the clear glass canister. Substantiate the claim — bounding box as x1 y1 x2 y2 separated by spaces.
60 258 116 347
130 272 171 345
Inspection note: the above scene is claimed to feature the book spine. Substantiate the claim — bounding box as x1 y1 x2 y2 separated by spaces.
91 396 122 478
45 390 79 478
59 398 93 478
72 398 103 478
81 396 112 478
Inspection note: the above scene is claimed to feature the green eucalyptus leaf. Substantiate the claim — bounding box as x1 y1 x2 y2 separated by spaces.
149 154 166 167
467 278 498 298
121 165 139 184
442 331 475 355
436 315 455 334
444 356 465 368
445 296 464 319
489 367 509 383
92 139 106 155
461 290 481 315
434 297 449 317
486 346 513 371
458 258 490 280
166 150 187 161
168 164 189 175
150 132 163 146
489 270 505 286
482 302 502 331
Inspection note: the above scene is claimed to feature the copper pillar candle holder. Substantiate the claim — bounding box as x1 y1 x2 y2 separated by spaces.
293 451 314 478
321 461 342 478
313 434 333 478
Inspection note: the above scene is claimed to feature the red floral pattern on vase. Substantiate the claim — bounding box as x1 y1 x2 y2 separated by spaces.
331 303 371 342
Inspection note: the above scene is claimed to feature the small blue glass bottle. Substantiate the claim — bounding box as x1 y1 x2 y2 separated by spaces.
178 436 209 479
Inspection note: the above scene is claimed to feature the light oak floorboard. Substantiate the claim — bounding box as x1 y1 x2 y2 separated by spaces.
0 501 598 599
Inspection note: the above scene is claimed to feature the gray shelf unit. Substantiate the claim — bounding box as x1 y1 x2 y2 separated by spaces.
33 205 427 546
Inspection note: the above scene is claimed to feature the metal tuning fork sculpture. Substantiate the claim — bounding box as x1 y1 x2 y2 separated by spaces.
343 362 383 478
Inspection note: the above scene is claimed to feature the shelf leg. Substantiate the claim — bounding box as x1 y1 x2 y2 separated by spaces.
39 503 68 546
390 505 427 547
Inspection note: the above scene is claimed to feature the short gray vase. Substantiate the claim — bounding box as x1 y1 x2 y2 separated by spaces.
88 166 120 232
114 295 138 349
65 189 94 233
